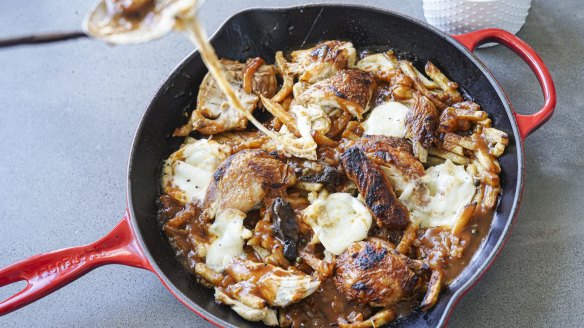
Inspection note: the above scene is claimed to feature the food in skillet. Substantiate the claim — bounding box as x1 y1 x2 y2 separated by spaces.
158 40 508 327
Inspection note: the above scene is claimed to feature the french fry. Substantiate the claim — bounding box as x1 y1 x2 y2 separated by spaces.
260 95 300 137
426 156 446 166
443 132 476 150
475 146 499 174
466 162 478 178
493 158 501 172
473 183 485 211
397 223 419 255
483 127 509 145
473 160 500 186
414 141 429 163
414 66 439 90
312 130 338 146
420 270 443 311
454 108 487 121
489 143 506 157
339 309 396 328
271 51 294 102
440 140 465 156
452 202 478 236
477 118 492 127
425 61 463 103
281 95 293 111
295 181 324 192
392 85 414 100
398 60 446 109
226 282 267 309
429 147 470 165
195 263 223 285
482 184 501 209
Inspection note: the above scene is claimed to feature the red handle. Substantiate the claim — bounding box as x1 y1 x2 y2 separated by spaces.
0 209 150 316
453 28 556 140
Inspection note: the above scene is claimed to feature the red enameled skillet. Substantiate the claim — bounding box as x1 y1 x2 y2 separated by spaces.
0 5 555 327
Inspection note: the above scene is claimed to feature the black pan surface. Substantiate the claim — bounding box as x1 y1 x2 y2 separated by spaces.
128 4 522 327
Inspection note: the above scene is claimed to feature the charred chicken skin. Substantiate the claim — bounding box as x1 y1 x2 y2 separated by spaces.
203 150 296 218
335 238 440 309
341 146 410 229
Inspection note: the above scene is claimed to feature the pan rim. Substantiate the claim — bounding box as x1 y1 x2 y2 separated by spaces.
126 4 524 328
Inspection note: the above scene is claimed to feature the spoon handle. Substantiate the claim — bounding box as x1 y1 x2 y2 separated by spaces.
0 31 88 48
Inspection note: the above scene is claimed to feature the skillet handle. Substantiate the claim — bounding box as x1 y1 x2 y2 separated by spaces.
453 28 556 140
0 209 150 316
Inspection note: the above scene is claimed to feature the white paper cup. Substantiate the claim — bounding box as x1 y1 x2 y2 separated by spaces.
423 0 532 38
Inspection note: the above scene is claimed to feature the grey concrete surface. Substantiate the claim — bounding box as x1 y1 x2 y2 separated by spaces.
0 0 582 327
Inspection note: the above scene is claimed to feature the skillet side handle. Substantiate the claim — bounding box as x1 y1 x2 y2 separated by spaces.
0 209 150 316
453 28 556 140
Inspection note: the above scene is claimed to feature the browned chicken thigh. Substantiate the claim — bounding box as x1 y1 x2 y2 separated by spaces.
174 59 277 136
299 69 377 119
334 238 421 307
203 150 296 218
341 146 410 229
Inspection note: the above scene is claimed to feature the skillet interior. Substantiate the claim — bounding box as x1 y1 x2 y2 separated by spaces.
128 5 522 327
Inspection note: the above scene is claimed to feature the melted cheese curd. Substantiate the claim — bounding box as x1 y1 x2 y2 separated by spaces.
162 138 230 204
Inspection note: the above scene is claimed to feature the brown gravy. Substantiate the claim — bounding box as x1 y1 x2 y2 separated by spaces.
158 194 495 326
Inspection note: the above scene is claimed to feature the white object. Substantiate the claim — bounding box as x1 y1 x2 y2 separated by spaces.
206 209 252 270
362 102 409 138
399 160 476 228
161 138 230 204
302 192 372 255
423 0 532 37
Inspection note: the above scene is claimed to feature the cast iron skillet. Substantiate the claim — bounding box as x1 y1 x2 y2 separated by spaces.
0 4 555 327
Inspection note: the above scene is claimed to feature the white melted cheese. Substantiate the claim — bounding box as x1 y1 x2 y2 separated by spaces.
362 102 409 138
302 193 372 255
162 138 230 204
206 209 252 270
399 160 476 228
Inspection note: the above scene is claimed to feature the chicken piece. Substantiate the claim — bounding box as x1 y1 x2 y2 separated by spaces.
348 135 425 194
334 239 427 307
225 258 321 307
406 92 439 163
341 146 410 229
298 69 377 119
211 131 275 153
174 59 277 136
203 150 297 219
356 51 399 82
215 288 278 326
289 40 357 83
